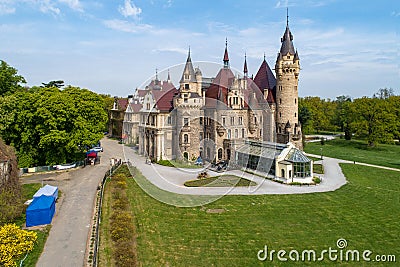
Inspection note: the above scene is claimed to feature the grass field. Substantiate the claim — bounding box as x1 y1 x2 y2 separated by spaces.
184 175 257 187
305 139 400 169
100 164 400 266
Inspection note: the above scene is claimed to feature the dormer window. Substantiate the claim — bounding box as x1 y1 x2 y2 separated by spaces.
185 84 189 90
184 74 189 80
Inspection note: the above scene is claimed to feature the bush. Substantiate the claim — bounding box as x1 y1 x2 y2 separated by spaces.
157 159 174 167
313 177 321 184
0 224 37 267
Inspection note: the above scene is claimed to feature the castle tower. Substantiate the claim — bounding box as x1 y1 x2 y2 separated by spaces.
275 12 302 149
179 48 198 94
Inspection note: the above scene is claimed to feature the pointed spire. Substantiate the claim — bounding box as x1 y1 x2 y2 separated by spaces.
155 68 159 81
243 53 248 77
223 38 229 69
167 69 171 82
263 52 266 61
180 47 196 83
286 7 289 26
279 9 295 56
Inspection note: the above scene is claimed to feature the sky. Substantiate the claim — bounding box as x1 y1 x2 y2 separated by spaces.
0 0 399 99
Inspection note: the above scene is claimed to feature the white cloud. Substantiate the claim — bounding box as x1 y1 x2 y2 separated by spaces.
37 0 60 15
58 0 83 12
0 4 15 15
103 19 152 33
164 0 173 8
118 0 142 18
275 0 289 8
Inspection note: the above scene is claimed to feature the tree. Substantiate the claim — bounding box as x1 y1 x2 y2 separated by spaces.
0 86 108 167
351 97 396 147
41 80 64 88
333 95 353 139
373 88 394 99
0 139 23 225
0 224 37 267
0 60 26 96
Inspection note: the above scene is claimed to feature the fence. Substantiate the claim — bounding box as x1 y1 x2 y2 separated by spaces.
86 160 122 267
20 160 85 174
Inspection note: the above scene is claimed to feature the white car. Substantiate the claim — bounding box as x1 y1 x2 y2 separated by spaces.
91 147 103 152
53 163 76 170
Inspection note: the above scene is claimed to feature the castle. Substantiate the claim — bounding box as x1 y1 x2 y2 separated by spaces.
123 18 311 181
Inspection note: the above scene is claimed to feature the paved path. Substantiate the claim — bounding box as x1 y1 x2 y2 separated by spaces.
22 138 123 267
307 153 400 172
123 147 348 196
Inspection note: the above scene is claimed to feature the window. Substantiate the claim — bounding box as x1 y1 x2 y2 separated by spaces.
279 112 282 118
295 98 297 104
231 117 234 125
234 97 238 105
295 112 297 117
152 115 155 125
184 118 189 126
199 132 203 140
184 74 189 80
218 148 223 160
200 117 203 125
222 117 226 126
254 116 257 124
227 130 231 139
239 116 243 125
280 98 282 104
146 103 150 110
235 129 238 138
167 116 171 124
242 128 245 138
183 134 188 143
185 83 189 89
287 55 290 59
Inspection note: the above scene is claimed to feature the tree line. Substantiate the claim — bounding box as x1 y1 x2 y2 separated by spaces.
0 60 113 167
299 88 400 147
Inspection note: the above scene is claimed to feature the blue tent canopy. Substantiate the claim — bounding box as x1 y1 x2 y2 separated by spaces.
26 195 55 227
33 184 58 200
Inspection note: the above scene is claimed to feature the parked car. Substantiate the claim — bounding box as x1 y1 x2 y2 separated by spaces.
90 146 103 152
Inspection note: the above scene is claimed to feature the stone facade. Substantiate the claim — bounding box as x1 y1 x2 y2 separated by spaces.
124 21 302 162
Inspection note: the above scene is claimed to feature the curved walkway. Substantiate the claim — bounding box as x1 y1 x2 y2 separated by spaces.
123 147 348 195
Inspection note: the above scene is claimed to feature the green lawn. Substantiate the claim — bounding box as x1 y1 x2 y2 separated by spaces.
184 175 257 187
313 164 324 174
305 139 400 169
115 164 400 266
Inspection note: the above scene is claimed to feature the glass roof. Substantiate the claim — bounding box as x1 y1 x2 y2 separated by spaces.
236 143 281 159
285 148 311 163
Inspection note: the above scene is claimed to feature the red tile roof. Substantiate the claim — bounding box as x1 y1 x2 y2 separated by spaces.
254 59 276 93
153 87 178 112
117 98 128 110
130 103 143 113
205 68 234 108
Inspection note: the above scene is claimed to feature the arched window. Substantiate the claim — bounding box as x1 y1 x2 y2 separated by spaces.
242 128 245 138
218 148 223 160
183 152 188 160
183 134 188 143
235 129 238 138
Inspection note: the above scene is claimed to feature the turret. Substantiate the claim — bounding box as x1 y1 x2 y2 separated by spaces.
275 10 302 149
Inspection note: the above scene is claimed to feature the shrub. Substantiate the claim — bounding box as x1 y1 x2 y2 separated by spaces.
313 177 321 184
0 224 37 267
157 159 174 167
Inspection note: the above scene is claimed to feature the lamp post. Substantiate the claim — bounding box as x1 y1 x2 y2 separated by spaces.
320 147 323 160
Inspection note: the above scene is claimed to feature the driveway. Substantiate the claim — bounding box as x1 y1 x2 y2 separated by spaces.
21 138 123 267
123 146 348 197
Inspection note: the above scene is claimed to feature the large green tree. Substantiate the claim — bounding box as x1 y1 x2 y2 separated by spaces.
350 97 397 147
0 60 26 96
0 86 108 167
